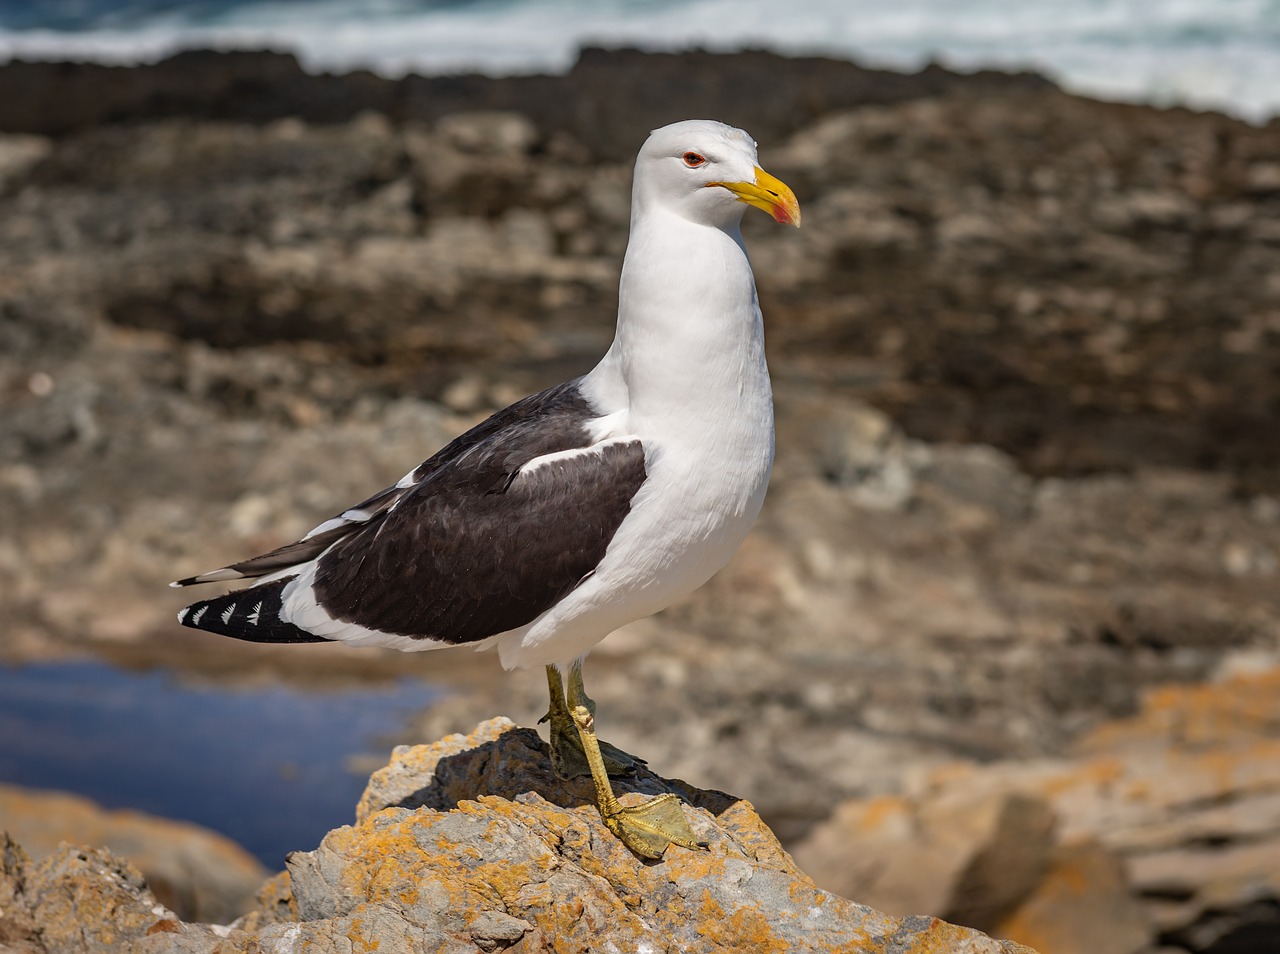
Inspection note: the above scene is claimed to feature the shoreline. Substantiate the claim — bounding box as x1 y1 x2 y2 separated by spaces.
0 45 1059 148
3 22 1278 126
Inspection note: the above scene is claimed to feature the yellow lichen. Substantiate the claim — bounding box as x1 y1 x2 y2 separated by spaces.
693 891 789 953
850 794 913 834
345 916 381 953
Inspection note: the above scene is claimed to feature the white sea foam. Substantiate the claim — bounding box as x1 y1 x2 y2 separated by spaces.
0 0 1276 121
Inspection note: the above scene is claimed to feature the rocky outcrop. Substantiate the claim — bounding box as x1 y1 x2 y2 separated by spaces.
792 666 1280 953
0 46 1051 156
0 718 1037 954
0 783 267 924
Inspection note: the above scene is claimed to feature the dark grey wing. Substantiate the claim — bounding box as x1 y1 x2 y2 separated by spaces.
406 379 600 484
313 436 647 644
172 378 596 588
177 376 650 647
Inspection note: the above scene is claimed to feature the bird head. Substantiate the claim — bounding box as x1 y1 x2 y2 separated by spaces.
633 120 801 231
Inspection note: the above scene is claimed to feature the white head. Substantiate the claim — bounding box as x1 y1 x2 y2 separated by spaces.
632 119 801 232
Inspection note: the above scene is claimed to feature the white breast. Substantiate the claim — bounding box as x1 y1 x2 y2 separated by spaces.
496 187 776 670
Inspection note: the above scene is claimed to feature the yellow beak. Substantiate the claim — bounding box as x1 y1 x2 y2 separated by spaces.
710 166 801 227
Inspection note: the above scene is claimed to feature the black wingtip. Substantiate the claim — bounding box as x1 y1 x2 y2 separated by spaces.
177 576 329 645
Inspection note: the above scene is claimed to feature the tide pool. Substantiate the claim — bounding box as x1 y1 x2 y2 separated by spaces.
0 660 439 867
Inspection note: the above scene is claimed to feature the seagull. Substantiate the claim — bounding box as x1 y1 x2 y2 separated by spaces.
172 119 800 859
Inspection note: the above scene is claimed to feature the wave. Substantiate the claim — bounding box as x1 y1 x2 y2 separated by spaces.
0 0 1277 121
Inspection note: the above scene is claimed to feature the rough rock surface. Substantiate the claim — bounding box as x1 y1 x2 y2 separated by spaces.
0 719 1038 954
793 665 1280 953
0 833 214 954
0 783 267 924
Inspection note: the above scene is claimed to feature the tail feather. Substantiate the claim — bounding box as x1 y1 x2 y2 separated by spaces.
177 576 328 645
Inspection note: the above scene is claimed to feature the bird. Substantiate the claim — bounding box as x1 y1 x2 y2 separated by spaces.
172 118 800 859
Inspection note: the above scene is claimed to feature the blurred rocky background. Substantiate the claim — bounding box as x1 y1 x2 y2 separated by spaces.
1 47 1279 954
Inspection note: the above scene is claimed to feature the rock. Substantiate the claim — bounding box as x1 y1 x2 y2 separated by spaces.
917 443 1033 522
814 400 922 511
0 783 268 924
1064 669 1280 945
995 840 1153 954
0 133 50 189
0 834 241 953
435 112 538 156
0 834 41 953
0 722 1037 954
793 667 1280 953
25 846 164 953
791 790 1056 931
0 832 184 953
0 47 1053 157
277 717 1036 954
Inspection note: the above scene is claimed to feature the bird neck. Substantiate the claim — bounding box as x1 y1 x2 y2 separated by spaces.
585 208 771 428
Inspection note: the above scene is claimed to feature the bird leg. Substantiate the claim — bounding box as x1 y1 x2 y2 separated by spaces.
564 669 705 860
541 661 644 779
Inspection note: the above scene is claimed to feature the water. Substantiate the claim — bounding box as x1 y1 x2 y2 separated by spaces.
0 660 438 868
0 0 1277 122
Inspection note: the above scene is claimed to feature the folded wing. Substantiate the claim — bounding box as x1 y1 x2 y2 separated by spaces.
175 379 648 648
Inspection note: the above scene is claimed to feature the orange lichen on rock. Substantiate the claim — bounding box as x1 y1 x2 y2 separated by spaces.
0 719 1041 953
849 794 914 835
268 718 1036 953
901 917 1038 954
344 916 382 953
694 890 792 954
1076 667 1280 755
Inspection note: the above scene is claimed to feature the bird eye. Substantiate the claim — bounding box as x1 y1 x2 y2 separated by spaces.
682 152 707 168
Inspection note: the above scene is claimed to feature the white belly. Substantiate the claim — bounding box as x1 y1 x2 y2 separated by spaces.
496 421 773 670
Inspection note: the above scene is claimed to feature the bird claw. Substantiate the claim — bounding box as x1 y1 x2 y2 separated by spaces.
603 793 708 860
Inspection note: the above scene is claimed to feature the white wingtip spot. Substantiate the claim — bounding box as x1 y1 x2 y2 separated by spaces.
168 581 183 589
177 608 189 624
